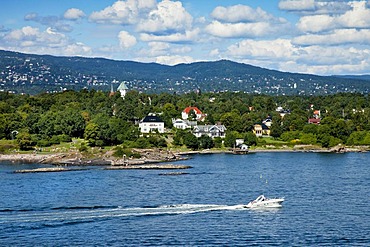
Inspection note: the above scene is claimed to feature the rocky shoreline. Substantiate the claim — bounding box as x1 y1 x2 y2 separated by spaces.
0 145 369 173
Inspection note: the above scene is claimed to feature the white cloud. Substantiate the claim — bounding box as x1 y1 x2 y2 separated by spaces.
206 4 290 39
140 28 199 43
297 15 336 33
279 0 315 11
64 42 92 56
224 37 370 75
297 1 370 33
118 30 137 48
279 0 354 15
155 55 194 65
137 0 193 34
227 39 299 59
293 29 370 46
24 12 73 32
211 5 273 23
337 1 370 28
89 0 156 25
4 26 67 47
1 26 92 57
205 21 273 38
64 8 85 20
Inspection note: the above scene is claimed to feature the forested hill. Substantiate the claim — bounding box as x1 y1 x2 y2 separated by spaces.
0 49 369 95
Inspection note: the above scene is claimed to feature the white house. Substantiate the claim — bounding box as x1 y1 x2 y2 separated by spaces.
193 124 226 138
139 115 165 133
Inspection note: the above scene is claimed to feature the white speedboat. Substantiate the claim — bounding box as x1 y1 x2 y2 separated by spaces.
245 195 284 209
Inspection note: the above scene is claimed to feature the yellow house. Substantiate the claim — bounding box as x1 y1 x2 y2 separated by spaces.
253 124 271 137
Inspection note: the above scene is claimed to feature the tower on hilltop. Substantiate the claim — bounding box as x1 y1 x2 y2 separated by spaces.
117 82 128 99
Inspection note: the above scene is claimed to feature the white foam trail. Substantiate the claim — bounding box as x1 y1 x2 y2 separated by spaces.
0 204 250 224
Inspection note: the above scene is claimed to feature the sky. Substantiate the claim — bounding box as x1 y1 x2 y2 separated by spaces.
1 0 370 75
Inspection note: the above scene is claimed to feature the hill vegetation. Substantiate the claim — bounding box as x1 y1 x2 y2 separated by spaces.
1 50 369 95
1 90 370 153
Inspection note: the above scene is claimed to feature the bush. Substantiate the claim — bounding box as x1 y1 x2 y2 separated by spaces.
113 146 141 158
213 137 223 148
58 134 72 143
79 143 88 152
37 140 51 147
134 137 150 148
0 143 17 153
244 132 257 146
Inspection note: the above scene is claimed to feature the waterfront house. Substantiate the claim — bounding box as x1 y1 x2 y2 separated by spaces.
192 124 226 138
253 124 271 137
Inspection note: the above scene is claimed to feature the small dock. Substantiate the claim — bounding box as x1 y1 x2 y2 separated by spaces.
229 148 249 155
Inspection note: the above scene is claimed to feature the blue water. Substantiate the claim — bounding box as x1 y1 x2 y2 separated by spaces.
0 152 369 246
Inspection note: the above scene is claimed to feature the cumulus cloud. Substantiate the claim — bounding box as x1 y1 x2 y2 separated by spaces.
137 41 193 63
279 0 353 15
206 21 278 38
89 0 156 25
1 26 91 57
337 1 370 28
24 12 73 32
64 8 85 20
297 15 336 33
296 1 370 33
118 30 137 48
4 26 67 47
211 5 273 23
206 4 290 39
137 0 193 34
64 42 92 56
155 55 194 65
294 29 370 46
227 39 300 60
223 37 370 75
140 28 199 43
279 0 316 11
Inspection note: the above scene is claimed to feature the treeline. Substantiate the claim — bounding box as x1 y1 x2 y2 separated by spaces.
1 90 370 151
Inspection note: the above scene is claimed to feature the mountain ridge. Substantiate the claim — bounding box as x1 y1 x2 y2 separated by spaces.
0 49 369 95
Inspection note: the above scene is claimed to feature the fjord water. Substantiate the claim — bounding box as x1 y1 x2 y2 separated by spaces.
0 152 369 246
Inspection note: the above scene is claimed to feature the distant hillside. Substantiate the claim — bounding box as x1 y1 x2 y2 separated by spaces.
334 75 370 81
0 50 369 95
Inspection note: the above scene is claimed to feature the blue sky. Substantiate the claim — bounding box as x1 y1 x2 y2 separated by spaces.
1 0 370 75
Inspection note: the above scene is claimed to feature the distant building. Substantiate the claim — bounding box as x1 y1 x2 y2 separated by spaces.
182 106 207 121
192 124 226 138
263 117 272 127
308 118 321 125
276 106 290 118
139 115 164 133
117 82 128 99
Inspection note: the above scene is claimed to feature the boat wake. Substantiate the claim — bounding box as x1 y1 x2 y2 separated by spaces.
0 204 248 227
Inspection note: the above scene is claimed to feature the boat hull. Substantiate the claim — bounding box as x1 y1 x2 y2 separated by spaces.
245 198 284 209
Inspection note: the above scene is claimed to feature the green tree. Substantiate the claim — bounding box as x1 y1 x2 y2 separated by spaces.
183 132 199 150
299 133 317 145
17 131 35 150
244 132 257 146
84 122 100 147
224 131 237 148
198 135 214 149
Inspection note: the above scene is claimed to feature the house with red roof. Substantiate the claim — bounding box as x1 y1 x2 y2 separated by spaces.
182 106 207 122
